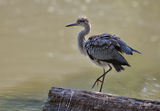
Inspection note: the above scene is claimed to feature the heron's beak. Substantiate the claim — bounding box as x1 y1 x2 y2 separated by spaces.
65 23 78 27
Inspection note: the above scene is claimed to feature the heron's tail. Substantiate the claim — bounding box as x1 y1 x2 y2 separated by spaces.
112 64 124 72
130 47 141 54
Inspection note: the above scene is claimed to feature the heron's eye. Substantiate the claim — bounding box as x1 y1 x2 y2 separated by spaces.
77 19 85 24
77 20 81 23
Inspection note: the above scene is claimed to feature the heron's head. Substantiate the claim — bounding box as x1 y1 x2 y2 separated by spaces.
65 17 89 27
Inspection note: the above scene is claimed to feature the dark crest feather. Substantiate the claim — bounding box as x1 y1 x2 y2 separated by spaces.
77 17 89 23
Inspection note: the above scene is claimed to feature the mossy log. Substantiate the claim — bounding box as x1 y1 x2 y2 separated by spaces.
43 87 160 111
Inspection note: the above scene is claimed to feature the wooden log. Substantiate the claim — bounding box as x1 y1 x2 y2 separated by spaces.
42 87 160 111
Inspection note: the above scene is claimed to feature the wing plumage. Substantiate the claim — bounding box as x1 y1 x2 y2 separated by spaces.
85 33 141 72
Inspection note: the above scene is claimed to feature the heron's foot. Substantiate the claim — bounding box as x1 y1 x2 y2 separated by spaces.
92 78 103 89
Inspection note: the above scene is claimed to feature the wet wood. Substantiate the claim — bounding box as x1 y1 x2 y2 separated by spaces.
43 87 160 111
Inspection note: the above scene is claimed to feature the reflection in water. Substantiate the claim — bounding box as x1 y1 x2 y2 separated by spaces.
0 0 160 110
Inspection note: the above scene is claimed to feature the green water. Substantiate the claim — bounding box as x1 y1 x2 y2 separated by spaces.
0 0 160 110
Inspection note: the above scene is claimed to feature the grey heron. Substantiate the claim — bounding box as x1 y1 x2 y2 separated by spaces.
66 17 141 92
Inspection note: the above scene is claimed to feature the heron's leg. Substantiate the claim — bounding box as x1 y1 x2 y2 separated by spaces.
92 64 112 92
99 68 106 92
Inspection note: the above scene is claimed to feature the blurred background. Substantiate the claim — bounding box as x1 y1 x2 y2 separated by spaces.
0 0 160 110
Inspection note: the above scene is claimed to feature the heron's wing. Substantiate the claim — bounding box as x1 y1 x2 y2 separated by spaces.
85 34 130 66
112 35 141 55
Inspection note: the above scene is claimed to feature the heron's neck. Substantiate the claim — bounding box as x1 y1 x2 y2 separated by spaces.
77 23 90 55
